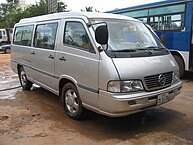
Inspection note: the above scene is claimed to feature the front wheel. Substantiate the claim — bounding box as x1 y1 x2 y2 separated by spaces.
61 83 84 120
18 67 32 90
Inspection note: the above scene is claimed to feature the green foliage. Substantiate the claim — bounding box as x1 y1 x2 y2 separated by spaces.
81 6 100 12
81 6 93 12
0 3 23 28
0 0 68 28
86 6 93 12
24 0 48 18
57 1 68 12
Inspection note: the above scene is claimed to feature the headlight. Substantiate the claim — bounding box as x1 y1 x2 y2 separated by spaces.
173 71 180 83
108 80 144 93
107 81 121 93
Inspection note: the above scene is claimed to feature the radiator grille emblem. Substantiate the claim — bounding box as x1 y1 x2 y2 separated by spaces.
158 74 166 86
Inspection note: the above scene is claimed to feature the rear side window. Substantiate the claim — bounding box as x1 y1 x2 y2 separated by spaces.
64 22 94 52
34 22 58 50
2 30 6 35
13 25 33 46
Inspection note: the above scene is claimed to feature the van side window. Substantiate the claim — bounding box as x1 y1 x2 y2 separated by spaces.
3 31 6 35
13 25 33 46
34 22 58 50
64 22 94 52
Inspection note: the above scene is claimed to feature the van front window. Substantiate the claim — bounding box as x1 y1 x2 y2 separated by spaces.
90 18 169 58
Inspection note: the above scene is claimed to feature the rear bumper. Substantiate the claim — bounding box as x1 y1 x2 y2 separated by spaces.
98 81 182 117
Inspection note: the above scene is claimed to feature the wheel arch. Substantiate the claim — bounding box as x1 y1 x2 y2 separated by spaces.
170 50 186 77
17 64 22 74
58 76 78 99
170 50 185 69
0 41 9 46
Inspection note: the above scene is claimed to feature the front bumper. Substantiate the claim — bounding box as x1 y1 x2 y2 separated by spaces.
98 81 182 117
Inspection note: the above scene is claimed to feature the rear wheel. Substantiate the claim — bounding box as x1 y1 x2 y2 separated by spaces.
173 55 185 78
18 67 32 90
61 83 84 120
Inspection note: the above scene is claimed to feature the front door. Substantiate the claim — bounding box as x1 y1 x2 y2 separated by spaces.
55 19 100 109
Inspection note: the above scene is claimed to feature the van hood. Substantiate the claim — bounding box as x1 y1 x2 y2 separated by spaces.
112 54 178 80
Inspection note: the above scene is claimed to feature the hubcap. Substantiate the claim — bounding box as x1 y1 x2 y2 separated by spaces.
6 49 11 54
20 70 27 86
65 89 79 114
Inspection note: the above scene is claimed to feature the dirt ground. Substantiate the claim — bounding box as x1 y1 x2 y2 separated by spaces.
0 53 193 145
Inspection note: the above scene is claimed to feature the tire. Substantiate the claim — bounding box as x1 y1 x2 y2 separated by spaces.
5 48 11 54
18 67 32 90
61 83 84 120
173 55 185 78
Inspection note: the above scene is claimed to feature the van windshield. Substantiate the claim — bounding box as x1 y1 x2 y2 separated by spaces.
90 18 169 58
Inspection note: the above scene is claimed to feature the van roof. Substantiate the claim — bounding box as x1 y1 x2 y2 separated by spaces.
18 12 137 24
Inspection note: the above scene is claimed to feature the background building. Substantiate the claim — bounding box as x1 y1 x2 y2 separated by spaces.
6 0 27 9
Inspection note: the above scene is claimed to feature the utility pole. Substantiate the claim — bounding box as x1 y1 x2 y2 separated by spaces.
48 0 58 14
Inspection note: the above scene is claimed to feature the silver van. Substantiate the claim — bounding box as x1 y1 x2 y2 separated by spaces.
11 12 182 120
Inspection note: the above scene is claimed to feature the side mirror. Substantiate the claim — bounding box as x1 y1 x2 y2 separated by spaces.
95 25 108 45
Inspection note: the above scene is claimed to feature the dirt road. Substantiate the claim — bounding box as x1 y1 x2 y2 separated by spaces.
0 54 193 145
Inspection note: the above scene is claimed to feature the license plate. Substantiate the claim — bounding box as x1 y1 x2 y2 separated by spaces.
157 93 168 105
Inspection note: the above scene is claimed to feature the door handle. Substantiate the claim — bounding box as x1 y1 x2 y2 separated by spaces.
31 51 35 55
48 55 54 59
59 57 66 61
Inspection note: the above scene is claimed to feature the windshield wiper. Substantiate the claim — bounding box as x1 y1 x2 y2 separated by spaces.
111 49 136 52
136 48 152 55
144 46 166 50
137 46 166 54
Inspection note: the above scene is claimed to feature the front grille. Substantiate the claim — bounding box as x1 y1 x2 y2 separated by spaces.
144 72 173 91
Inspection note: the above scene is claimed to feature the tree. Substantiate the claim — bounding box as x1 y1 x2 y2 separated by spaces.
24 0 68 17
0 0 68 28
24 0 48 18
81 6 99 12
86 6 93 12
6 8 24 28
57 1 68 12
0 3 23 28
81 6 93 12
